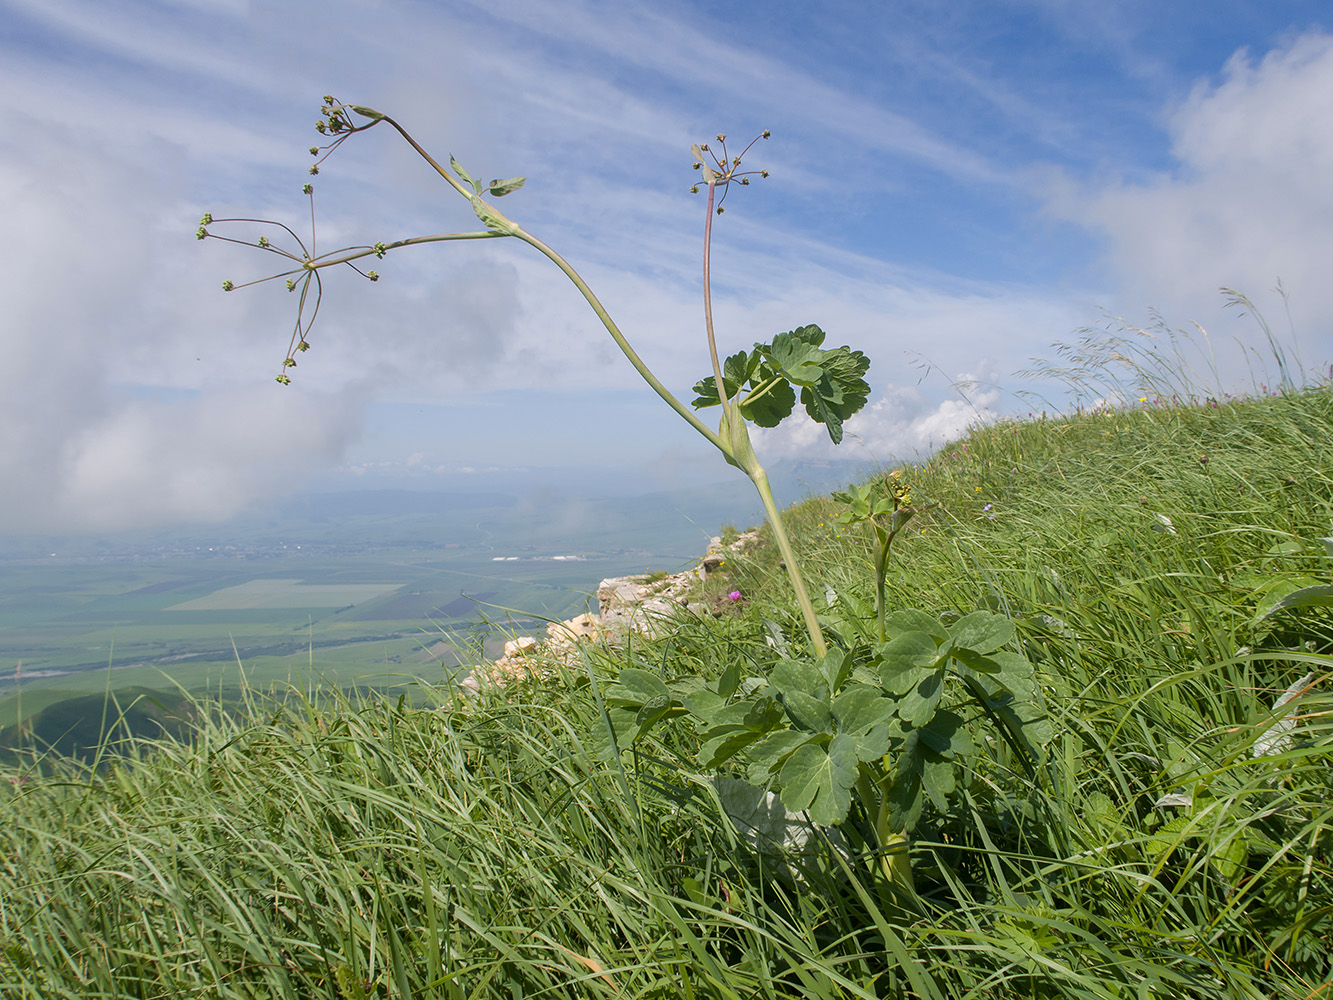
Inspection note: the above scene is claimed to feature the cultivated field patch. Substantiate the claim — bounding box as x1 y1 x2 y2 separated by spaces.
167 578 402 611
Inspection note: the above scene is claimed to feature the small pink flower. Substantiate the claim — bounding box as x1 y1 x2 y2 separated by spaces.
727 590 742 601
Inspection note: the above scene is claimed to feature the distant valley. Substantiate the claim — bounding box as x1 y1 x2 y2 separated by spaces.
0 460 871 731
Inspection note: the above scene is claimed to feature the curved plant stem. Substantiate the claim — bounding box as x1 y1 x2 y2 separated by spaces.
750 467 828 657
512 227 724 451
875 526 892 644
376 112 724 452
701 178 827 656
702 180 733 424
348 111 828 654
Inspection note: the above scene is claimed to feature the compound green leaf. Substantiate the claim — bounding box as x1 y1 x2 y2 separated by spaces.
738 376 796 427
800 378 846 444
921 756 955 812
746 730 812 784
948 611 1016 654
769 658 825 698
788 323 826 348
682 688 726 722
886 739 924 833
779 734 858 825
883 609 948 640
898 665 946 727
832 685 896 734
784 691 835 733
743 696 786 732
951 646 1001 674
486 176 526 197
766 329 826 385
717 661 741 700
799 347 871 444
845 722 891 764
831 482 872 518
706 702 763 728
700 729 765 769
878 631 943 695
990 650 1038 700
635 694 672 728
991 693 1054 757
607 668 671 708
595 707 643 758
1146 814 1192 862
918 709 973 757
1211 833 1250 883
820 648 852 693
691 350 755 408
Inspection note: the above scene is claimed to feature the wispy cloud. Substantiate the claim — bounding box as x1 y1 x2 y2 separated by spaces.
2 0 1330 532
1049 31 1333 357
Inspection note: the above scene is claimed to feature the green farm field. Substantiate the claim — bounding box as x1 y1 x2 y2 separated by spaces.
0 473 848 728
0 548 655 726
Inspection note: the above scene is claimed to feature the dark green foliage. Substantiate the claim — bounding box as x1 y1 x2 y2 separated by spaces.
691 324 872 443
3 384 1331 998
608 609 1047 836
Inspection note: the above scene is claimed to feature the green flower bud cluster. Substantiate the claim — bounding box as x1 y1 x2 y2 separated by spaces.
688 130 771 208
315 95 353 136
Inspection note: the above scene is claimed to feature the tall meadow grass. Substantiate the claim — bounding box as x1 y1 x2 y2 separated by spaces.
2 342 1330 997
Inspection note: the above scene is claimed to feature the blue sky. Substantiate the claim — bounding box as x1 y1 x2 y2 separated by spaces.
2 0 1331 532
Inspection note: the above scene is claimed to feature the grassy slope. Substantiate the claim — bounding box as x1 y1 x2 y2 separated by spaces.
1 387 1330 998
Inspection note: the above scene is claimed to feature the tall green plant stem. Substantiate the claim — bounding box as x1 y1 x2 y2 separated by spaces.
857 771 915 895
375 111 829 656
874 525 893 644
751 465 826 657
376 115 725 451
702 177 827 657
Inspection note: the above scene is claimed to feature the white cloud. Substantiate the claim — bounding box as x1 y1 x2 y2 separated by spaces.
0 99 362 533
54 387 363 533
1052 31 1333 372
6 2 1329 536
756 378 1002 464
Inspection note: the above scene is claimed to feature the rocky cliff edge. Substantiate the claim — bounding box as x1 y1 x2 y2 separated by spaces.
458 530 759 693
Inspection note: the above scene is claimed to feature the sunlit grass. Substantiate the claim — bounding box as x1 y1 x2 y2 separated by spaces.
2 357 1331 996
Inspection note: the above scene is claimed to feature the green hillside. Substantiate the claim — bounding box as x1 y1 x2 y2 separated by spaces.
1 384 1330 998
